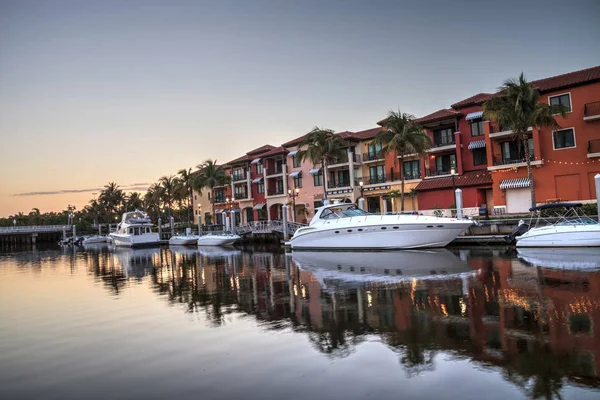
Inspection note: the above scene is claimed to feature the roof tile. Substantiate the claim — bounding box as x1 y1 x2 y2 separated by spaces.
531 65 600 93
259 146 288 158
415 170 492 191
416 109 462 125
450 93 494 110
246 144 275 156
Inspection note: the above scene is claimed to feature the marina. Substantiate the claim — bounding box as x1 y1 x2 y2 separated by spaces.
1 244 599 400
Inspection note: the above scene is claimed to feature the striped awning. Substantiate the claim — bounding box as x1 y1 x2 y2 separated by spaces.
500 178 531 190
288 150 298 156
308 168 321 175
289 170 301 177
466 111 484 121
468 139 486 149
253 203 265 210
250 158 261 164
252 177 263 183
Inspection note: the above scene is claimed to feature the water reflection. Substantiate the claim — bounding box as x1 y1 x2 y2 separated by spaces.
3 245 600 399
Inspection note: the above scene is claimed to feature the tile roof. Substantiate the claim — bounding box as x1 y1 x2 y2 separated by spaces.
346 127 382 140
450 93 494 110
281 134 308 148
246 144 275 156
416 109 462 125
531 65 600 93
415 170 492 191
259 146 288 158
226 154 253 166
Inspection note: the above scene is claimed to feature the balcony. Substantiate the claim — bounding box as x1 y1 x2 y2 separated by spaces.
425 169 454 178
362 174 387 185
487 153 543 170
327 180 357 189
489 126 532 139
214 197 226 204
427 139 456 153
231 172 247 182
265 165 285 177
584 101 600 121
328 153 361 168
233 190 249 200
363 152 384 163
588 139 600 158
267 187 285 196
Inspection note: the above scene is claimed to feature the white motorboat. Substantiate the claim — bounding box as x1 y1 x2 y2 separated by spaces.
515 203 600 247
517 248 600 270
109 210 160 247
81 235 109 245
197 233 240 247
169 235 200 246
291 248 477 285
289 203 473 250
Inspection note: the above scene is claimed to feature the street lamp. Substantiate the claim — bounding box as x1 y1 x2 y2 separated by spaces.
359 180 364 200
451 168 456 192
288 187 299 222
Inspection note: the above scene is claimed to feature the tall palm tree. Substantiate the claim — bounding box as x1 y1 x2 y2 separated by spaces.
144 183 164 221
29 208 41 225
178 167 196 223
196 159 230 222
483 73 568 207
297 127 346 201
158 175 180 219
126 192 144 211
98 182 125 223
372 110 431 212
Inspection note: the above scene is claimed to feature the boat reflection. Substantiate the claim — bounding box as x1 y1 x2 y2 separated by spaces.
114 247 160 279
518 247 600 270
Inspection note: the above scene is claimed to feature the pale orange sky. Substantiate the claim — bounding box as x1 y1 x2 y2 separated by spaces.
2 0 598 217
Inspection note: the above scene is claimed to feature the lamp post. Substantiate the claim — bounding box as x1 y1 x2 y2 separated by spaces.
359 180 364 199
288 187 299 222
451 168 456 192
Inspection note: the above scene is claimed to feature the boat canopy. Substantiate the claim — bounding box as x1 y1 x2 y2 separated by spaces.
529 202 583 212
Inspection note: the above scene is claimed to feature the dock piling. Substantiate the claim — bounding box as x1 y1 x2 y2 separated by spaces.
282 205 289 239
455 188 463 219
595 174 600 222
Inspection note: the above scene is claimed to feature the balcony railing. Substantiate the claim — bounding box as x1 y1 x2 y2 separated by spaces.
234 191 249 199
362 174 387 185
327 180 358 189
426 169 454 177
363 152 383 161
493 153 535 166
589 139 600 154
329 153 361 165
584 101 600 119
432 139 456 148
231 172 247 182
267 188 284 196
266 166 284 175
214 197 226 204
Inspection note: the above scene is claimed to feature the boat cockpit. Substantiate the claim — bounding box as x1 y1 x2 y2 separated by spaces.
318 204 370 220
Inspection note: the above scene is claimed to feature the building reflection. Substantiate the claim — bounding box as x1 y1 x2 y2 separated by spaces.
83 245 600 396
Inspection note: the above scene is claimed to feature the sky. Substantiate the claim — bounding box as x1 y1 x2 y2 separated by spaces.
1 0 599 216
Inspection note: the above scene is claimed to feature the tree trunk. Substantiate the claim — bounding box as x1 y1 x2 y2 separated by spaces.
399 151 405 212
322 158 328 200
522 135 536 207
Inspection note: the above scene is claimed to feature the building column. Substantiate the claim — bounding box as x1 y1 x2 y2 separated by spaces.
348 148 355 187
420 156 427 178
483 121 494 166
282 164 288 195
454 131 463 175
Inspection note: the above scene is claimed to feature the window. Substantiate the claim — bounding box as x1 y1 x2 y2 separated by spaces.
256 163 263 175
470 119 484 137
472 148 487 166
369 165 385 183
434 127 455 146
314 200 324 209
313 171 323 186
501 139 534 162
435 153 456 174
292 155 301 168
403 160 420 180
276 179 284 193
257 182 264 194
549 93 571 112
553 128 576 150
234 186 247 199
215 189 225 203
294 175 302 188
368 143 383 160
569 313 591 335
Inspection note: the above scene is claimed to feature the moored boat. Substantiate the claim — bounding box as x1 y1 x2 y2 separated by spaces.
109 210 160 247
289 203 473 250
82 235 109 245
197 233 240 246
515 203 600 247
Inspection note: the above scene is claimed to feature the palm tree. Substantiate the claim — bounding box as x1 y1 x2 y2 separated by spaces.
372 110 431 212
126 192 144 211
483 73 568 207
29 208 41 225
178 167 196 223
158 175 180 219
144 183 164 221
297 127 347 201
98 182 126 223
195 159 230 222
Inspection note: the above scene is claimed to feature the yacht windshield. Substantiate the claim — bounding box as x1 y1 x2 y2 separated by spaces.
320 205 370 219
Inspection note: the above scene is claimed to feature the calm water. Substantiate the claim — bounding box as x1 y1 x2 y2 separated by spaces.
1 244 600 400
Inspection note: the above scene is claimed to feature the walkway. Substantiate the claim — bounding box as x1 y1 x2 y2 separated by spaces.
0 225 69 235
235 220 307 236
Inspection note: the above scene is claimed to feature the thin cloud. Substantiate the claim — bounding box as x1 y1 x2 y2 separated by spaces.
13 183 151 197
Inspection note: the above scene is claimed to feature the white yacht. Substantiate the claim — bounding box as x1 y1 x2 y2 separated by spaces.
81 235 109 245
289 203 473 250
515 203 600 247
109 210 160 247
197 233 240 247
169 228 200 246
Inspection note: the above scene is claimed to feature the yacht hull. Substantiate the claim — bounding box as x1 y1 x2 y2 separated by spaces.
82 235 108 244
169 236 200 246
197 234 240 246
109 233 160 247
290 222 472 250
516 225 600 247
